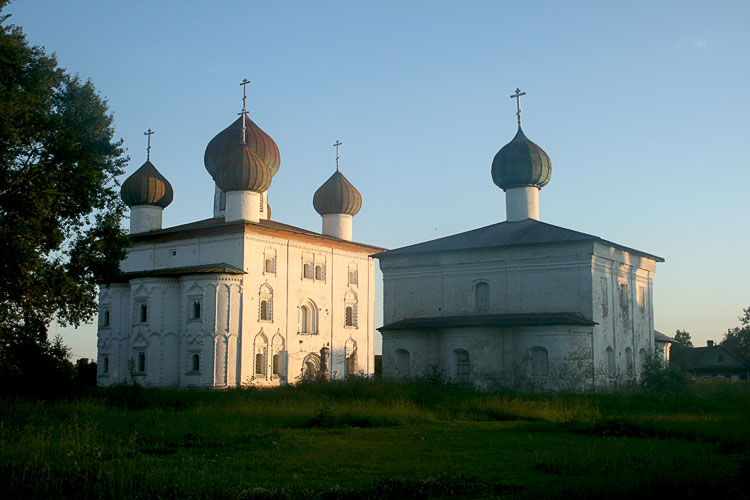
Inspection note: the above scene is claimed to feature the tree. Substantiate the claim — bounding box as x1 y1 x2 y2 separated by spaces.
0 3 129 394
722 307 750 364
673 329 693 350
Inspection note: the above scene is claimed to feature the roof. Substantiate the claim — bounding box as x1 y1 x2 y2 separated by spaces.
654 330 676 343
373 218 664 262
379 312 596 331
670 345 750 370
129 216 385 253
114 263 245 282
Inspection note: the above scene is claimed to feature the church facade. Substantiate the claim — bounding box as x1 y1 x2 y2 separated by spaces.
97 90 380 388
376 91 663 391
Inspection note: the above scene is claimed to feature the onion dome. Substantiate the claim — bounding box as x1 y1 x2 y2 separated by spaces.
491 127 551 191
121 160 173 208
313 170 362 216
204 117 280 179
214 141 272 193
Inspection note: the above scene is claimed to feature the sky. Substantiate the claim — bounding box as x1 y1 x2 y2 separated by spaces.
6 0 749 360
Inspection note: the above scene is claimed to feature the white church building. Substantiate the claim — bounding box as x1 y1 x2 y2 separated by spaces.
97 89 381 388
376 90 663 391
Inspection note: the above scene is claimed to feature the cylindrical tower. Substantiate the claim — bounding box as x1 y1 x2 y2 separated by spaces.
120 159 173 233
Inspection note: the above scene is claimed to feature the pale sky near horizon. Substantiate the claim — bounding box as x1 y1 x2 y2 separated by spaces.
6 0 749 360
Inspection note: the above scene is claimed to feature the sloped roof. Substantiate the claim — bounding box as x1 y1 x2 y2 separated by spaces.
670 345 750 370
380 312 596 331
654 330 676 343
373 218 664 262
118 263 245 281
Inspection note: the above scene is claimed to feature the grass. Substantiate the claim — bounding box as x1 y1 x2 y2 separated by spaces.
1 378 749 499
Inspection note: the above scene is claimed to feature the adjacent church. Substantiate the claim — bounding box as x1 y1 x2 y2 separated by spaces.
97 87 381 387
375 90 663 391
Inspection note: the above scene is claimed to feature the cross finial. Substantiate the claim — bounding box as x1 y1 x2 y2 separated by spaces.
144 128 154 161
239 78 251 145
333 140 342 171
510 88 526 128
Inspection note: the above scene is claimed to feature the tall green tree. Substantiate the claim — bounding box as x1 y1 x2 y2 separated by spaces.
673 329 693 349
722 307 750 363
0 3 129 393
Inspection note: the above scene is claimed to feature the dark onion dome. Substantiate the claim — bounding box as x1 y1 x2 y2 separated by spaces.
491 127 551 190
204 117 280 179
313 170 362 216
214 141 272 193
121 160 173 208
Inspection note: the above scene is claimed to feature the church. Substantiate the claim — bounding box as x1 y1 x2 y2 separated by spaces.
96 84 381 388
375 90 663 391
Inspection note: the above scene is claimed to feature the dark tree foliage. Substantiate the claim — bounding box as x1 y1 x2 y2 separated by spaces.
0 3 129 395
672 330 693 350
722 307 750 364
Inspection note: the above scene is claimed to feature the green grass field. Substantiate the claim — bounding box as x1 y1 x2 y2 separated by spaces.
2 379 749 499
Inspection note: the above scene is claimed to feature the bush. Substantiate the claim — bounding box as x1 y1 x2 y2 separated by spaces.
640 353 690 393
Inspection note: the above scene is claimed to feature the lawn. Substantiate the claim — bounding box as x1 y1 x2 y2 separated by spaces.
1 379 748 499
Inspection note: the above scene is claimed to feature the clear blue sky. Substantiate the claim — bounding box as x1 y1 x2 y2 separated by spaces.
7 0 749 360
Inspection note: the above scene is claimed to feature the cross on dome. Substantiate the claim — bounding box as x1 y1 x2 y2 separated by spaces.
510 88 526 128
144 128 154 160
333 140 342 171
239 78 251 145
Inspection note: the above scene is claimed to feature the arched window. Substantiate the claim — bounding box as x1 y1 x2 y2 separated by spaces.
139 303 148 323
191 353 200 372
272 353 280 376
256 353 264 375
395 349 410 377
345 339 358 377
137 352 146 373
344 289 358 328
302 353 321 381
345 306 354 326
102 309 110 327
103 357 109 374
265 259 273 273
531 347 548 376
606 347 616 377
303 263 313 279
192 300 201 320
315 265 322 280
349 269 358 286
259 284 273 322
454 349 470 383
300 305 309 333
260 300 269 321
625 347 634 377
299 300 318 334
476 282 489 312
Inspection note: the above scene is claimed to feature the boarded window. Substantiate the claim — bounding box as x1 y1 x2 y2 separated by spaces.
454 349 470 382
531 347 548 376
606 347 616 377
476 282 489 311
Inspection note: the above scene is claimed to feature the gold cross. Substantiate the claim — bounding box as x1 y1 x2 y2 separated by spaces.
144 128 154 161
333 140 342 171
510 88 526 128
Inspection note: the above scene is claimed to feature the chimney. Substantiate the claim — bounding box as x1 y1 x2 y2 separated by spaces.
707 340 714 347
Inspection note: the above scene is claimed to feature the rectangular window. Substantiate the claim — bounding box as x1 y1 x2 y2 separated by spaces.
102 308 110 327
600 277 608 317
638 286 645 311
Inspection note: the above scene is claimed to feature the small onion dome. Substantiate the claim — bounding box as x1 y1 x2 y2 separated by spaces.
313 170 362 216
120 160 173 208
214 141 272 193
204 116 280 179
491 127 551 191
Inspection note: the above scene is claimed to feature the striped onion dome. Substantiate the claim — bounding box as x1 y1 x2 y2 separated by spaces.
313 170 362 216
213 141 272 193
204 116 280 178
120 160 173 208
491 127 551 190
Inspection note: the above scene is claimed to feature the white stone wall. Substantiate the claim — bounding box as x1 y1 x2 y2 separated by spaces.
98 226 376 388
379 240 658 390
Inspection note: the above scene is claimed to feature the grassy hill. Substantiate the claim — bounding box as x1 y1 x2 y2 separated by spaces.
2 379 749 499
